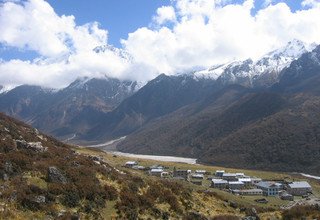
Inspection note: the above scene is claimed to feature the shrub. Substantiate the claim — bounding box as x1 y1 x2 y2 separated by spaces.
104 185 118 201
62 186 80 208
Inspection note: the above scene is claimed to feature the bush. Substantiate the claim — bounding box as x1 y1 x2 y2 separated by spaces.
104 185 118 201
282 205 320 220
62 186 80 208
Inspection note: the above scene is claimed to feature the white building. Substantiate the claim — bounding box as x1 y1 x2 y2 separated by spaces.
232 189 263 196
125 161 138 168
237 178 252 186
150 168 164 177
195 170 207 175
211 179 228 189
191 174 204 179
287 181 312 196
228 181 245 190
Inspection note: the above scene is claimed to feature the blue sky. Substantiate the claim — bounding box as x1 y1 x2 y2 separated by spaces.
0 0 310 61
0 0 320 88
46 0 304 47
47 0 171 48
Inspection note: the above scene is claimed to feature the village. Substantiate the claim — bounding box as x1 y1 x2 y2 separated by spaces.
124 160 316 204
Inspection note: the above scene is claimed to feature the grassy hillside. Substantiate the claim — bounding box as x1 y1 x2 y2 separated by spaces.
0 113 244 219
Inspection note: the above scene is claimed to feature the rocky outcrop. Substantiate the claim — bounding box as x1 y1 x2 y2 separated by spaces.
47 166 67 184
15 140 48 152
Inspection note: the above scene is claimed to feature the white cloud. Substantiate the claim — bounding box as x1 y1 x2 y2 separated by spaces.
154 6 176 25
0 0 108 57
1 0 320 89
0 0 131 88
123 0 320 75
302 0 320 8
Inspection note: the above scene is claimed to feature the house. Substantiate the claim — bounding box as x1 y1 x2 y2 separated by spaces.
132 165 145 170
237 178 252 187
228 181 245 190
287 181 312 196
236 173 245 177
173 169 189 180
255 181 282 196
211 179 228 189
215 170 225 177
280 192 294 201
150 168 164 177
150 164 164 170
195 170 207 175
232 189 263 196
125 161 138 168
222 173 238 181
191 174 204 179
251 177 262 184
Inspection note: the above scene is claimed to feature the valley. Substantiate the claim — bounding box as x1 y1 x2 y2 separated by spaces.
1 0 320 219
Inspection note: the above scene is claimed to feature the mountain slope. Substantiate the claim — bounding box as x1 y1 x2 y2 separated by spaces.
82 74 217 142
0 77 139 140
0 113 245 219
195 39 316 87
118 45 320 175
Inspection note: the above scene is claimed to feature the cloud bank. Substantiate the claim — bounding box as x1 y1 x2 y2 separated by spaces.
1 0 320 88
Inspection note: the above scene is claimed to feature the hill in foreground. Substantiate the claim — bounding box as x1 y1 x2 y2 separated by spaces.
0 113 243 219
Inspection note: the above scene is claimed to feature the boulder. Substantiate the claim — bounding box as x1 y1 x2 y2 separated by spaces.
34 195 46 204
15 140 48 152
47 166 67 184
4 161 13 174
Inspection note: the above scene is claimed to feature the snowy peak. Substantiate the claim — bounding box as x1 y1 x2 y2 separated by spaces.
266 39 309 59
194 40 317 87
93 45 133 62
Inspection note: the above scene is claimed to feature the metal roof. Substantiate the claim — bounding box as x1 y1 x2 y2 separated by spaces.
125 161 137 164
229 181 244 185
212 179 228 184
256 181 281 189
150 168 164 173
288 181 311 189
223 173 237 177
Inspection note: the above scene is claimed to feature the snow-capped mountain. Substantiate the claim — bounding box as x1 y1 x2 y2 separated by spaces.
93 45 133 62
194 39 317 87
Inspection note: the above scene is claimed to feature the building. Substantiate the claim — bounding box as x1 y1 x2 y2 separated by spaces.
195 170 207 175
255 181 282 196
173 169 189 180
228 181 245 190
280 192 294 201
150 164 164 170
251 177 262 184
191 174 204 179
232 189 263 196
132 165 145 170
237 178 252 187
222 173 238 181
236 173 245 177
287 181 312 196
150 168 164 177
215 170 225 177
211 179 228 189
125 161 138 168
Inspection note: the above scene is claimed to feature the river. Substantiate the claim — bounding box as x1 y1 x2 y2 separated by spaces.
86 136 197 164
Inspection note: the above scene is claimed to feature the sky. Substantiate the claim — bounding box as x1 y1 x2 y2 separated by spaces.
0 0 320 89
